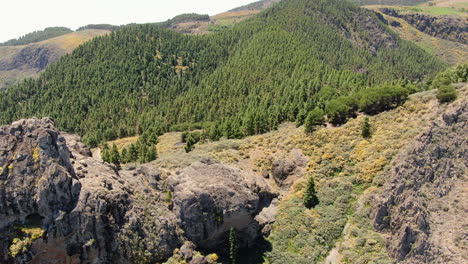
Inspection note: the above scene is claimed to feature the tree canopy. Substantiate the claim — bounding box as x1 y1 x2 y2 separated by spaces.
0 0 445 146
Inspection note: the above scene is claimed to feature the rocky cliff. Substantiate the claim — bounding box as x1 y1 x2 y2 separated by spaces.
373 93 467 263
0 118 276 264
379 8 468 45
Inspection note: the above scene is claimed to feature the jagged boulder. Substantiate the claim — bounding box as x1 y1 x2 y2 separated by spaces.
0 118 80 229
168 158 277 249
271 149 308 187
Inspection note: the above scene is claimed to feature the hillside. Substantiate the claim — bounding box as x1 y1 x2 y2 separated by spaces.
0 0 466 263
163 0 436 35
354 0 430 5
0 78 465 264
0 29 110 90
368 7 468 65
0 0 445 148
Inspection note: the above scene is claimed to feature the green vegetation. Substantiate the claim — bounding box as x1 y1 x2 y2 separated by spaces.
325 83 415 125
102 131 158 167
432 64 468 87
303 176 319 209
0 27 73 46
77 24 120 31
362 117 371 138
432 64 466 103
404 5 467 16
159 13 210 28
353 0 429 5
0 0 445 148
304 108 325 133
265 86 450 262
184 131 202 153
229 227 237 264
207 24 232 32
437 85 458 103
9 225 44 257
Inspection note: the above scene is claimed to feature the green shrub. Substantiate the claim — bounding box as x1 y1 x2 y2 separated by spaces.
304 108 325 133
357 85 409 115
184 133 199 153
229 227 238 264
181 131 189 143
325 99 352 126
436 85 458 103
432 64 468 88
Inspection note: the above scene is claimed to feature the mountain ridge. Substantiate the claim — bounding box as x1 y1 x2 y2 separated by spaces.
0 0 445 147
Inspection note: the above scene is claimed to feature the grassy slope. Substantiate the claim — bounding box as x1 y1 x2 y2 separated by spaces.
415 0 468 16
0 29 110 90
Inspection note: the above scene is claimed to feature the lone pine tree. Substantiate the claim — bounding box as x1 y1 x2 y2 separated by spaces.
304 176 319 209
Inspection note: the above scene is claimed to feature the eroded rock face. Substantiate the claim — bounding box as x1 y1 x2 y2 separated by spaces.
0 45 60 72
380 8 468 44
169 158 277 249
373 99 467 264
0 118 182 264
0 118 277 263
0 118 80 230
271 149 308 187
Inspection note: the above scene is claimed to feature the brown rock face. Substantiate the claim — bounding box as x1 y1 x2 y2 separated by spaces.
373 99 467 264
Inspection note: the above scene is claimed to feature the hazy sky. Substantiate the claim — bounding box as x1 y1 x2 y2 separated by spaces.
0 0 255 42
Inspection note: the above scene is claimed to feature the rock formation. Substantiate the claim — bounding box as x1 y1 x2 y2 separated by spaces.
0 118 276 263
379 8 468 44
169 158 277 249
373 98 467 263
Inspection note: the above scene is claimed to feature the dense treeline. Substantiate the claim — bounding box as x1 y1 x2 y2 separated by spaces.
0 0 445 147
0 27 73 46
432 64 468 87
352 0 429 5
102 130 158 166
77 24 120 31
159 13 211 28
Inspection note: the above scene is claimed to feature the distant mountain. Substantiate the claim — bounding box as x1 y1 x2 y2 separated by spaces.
353 0 430 5
76 24 121 31
0 29 111 90
229 0 282 11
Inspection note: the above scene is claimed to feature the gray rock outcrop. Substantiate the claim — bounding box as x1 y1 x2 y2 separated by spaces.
271 149 308 187
0 118 182 264
373 98 467 264
169 158 277 249
0 118 277 263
